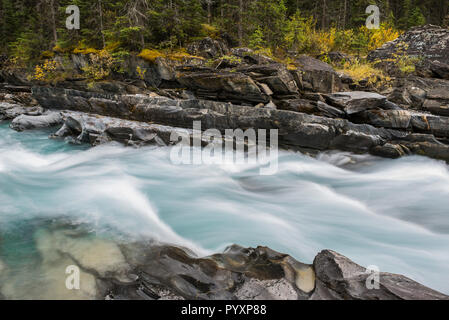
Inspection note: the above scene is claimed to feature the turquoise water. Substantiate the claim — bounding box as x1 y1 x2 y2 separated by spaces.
1 121 449 296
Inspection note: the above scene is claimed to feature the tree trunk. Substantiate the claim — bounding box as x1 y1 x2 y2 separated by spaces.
98 0 106 48
49 0 58 44
238 0 243 46
207 1 212 24
321 0 326 30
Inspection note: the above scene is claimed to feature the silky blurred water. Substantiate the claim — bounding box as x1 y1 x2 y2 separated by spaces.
1 121 449 296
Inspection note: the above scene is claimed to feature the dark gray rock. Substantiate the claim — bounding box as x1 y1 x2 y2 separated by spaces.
324 91 390 115
311 250 448 300
429 60 449 80
177 71 269 104
292 55 344 93
31 87 449 162
98 242 448 300
370 143 410 159
358 110 412 129
316 101 346 118
236 63 299 96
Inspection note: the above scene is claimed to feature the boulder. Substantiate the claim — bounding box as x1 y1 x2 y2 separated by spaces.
10 112 63 131
237 63 299 96
429 60 449 80
323 91 397 115
311 250 448 300
292 55 344 93
0 102 44 121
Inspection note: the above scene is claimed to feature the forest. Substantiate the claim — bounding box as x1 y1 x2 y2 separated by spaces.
0 0 448 66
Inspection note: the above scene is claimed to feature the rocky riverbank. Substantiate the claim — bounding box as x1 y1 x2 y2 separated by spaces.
2 25 449 300
0 219 447 300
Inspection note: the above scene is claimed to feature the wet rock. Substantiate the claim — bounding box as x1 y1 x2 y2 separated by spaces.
0 102 44 121
10 112 63 131
101 243 448 300
311 250 449 300
107 244 313 300
32 87 449 162
52 111 200 147
370 143 410 159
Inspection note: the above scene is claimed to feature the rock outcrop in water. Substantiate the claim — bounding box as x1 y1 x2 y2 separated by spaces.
103 244 448 300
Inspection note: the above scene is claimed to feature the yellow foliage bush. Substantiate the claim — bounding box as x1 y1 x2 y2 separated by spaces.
201 24 220 38
138 48 203 63
81 50 114 80
138 49 163 63
136 66 147 80
338 58 391 87
73 44 100 55
32 59 58 82
368 25 401 51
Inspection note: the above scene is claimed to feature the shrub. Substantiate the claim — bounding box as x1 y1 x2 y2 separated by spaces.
337 58 391 87
81 50 114 80
32 59 59 82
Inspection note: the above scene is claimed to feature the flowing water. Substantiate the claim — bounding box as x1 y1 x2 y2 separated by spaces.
1 121 449 298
